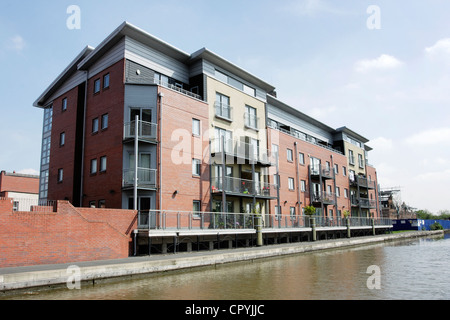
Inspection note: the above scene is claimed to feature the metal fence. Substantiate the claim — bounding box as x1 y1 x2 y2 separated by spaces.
137 210 392 230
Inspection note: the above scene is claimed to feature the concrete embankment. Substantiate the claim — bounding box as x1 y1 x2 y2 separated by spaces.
0 230 444 293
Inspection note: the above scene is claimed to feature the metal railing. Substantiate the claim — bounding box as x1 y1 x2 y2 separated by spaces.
214 102 233 121
154 79 202 100
123 168 157 189
311 191 336 205
210 138 273 165
137 210 392 230
124 120 158 141
211 176 277 198
310 164 335 178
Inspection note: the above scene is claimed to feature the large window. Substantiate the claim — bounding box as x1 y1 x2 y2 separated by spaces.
244 105 258 129
192 118 200 136
192 159 201 176
288 177 295 190
215 92 231 120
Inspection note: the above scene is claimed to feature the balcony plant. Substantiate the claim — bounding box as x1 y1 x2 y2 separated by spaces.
304 206 316 216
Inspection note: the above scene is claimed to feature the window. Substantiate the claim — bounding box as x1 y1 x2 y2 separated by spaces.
101 114 108 130
358 154 364 168
336 187 340 197
90 159 97 174
273 174 280 187
92 118 99 133
349 149 355 165
343 166 347 176
193 201 201 218
272 144 279 160
62 98 67 112
243 84 256 97
300 180 306 192
288 177 295 190
334 164 339 174
192 119 200 136
98 200 106 208
100 156 107 172
103 74 110 89
287 149 293 162
89 201 96 208
215 92 231 120
290 207 296 218
192 159 201 176
94 79 101 94
60 132 65 146
245 105 258 129
299 152 305 165
344 188 349 198
58 168 63 183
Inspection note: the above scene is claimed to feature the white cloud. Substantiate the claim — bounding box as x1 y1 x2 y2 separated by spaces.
405 127 450 146
414 169 450 182
367 137 394 152
7 35 26 52
355 54 403 73
285 0 349 17
425 38 450 56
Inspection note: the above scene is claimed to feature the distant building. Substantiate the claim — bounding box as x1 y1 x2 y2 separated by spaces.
0 170 39 211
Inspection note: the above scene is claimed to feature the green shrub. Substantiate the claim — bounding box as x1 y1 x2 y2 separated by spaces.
430 222 444 230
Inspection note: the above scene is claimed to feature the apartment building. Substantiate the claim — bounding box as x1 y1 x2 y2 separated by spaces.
33 22 380 224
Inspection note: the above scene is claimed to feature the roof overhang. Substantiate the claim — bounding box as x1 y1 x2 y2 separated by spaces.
33 46 94 108
335 126 369 144
190 47 276 94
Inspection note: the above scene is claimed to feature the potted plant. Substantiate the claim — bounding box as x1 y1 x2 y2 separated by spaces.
304 205 316 216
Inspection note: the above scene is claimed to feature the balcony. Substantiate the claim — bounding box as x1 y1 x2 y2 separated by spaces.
311 191 336 205
310 164 334 180
350 176 376 189
244 112 259 130
124 120 158 143
214 102 233 121
211 138 273 166
123 168 157 190
211 176 277 198
351 196 377 208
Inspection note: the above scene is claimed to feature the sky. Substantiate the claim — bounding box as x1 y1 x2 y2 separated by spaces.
1 0 450 213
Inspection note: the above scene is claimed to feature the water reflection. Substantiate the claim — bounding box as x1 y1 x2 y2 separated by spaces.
3 235 450 300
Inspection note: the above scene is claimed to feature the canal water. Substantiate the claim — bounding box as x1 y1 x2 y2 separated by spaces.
4 234 450 300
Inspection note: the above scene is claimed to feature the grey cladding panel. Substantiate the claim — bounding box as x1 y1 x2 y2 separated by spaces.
126 60 155 84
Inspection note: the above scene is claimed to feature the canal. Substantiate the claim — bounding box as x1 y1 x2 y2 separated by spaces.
4 233 450 300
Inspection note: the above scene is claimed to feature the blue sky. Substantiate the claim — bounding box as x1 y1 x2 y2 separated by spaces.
1 0 450 213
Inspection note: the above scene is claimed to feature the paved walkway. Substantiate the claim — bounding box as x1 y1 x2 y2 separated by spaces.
0 231 443 292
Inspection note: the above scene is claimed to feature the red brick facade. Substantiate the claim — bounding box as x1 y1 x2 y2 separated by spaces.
268 128 353 217
158 86 210 213
0 198 137 268
0 171 39 197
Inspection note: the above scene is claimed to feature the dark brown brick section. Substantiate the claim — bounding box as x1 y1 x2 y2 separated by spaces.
82 59 125 208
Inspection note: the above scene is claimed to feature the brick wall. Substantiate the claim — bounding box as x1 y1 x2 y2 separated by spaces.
0 199 137 268
0 171 39 195
159 87 211 213
268 128 350 217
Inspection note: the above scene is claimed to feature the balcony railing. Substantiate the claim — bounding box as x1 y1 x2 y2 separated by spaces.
211 176 277 198
351 196 377 208
350 176 376 189
214 102 233 121
210 138 273 165
137 210 392 230
244 112 259 130
124 120 158 142
123 168 157 189
153 79 202 100
310 164 334 179
311 191 336 205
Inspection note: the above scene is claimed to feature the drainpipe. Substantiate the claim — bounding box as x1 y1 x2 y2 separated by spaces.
294 142 301 218
79 70 89 207
158 92 164 212
134 115 139 211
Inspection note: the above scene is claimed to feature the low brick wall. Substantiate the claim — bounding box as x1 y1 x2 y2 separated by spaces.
0 199 137 268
